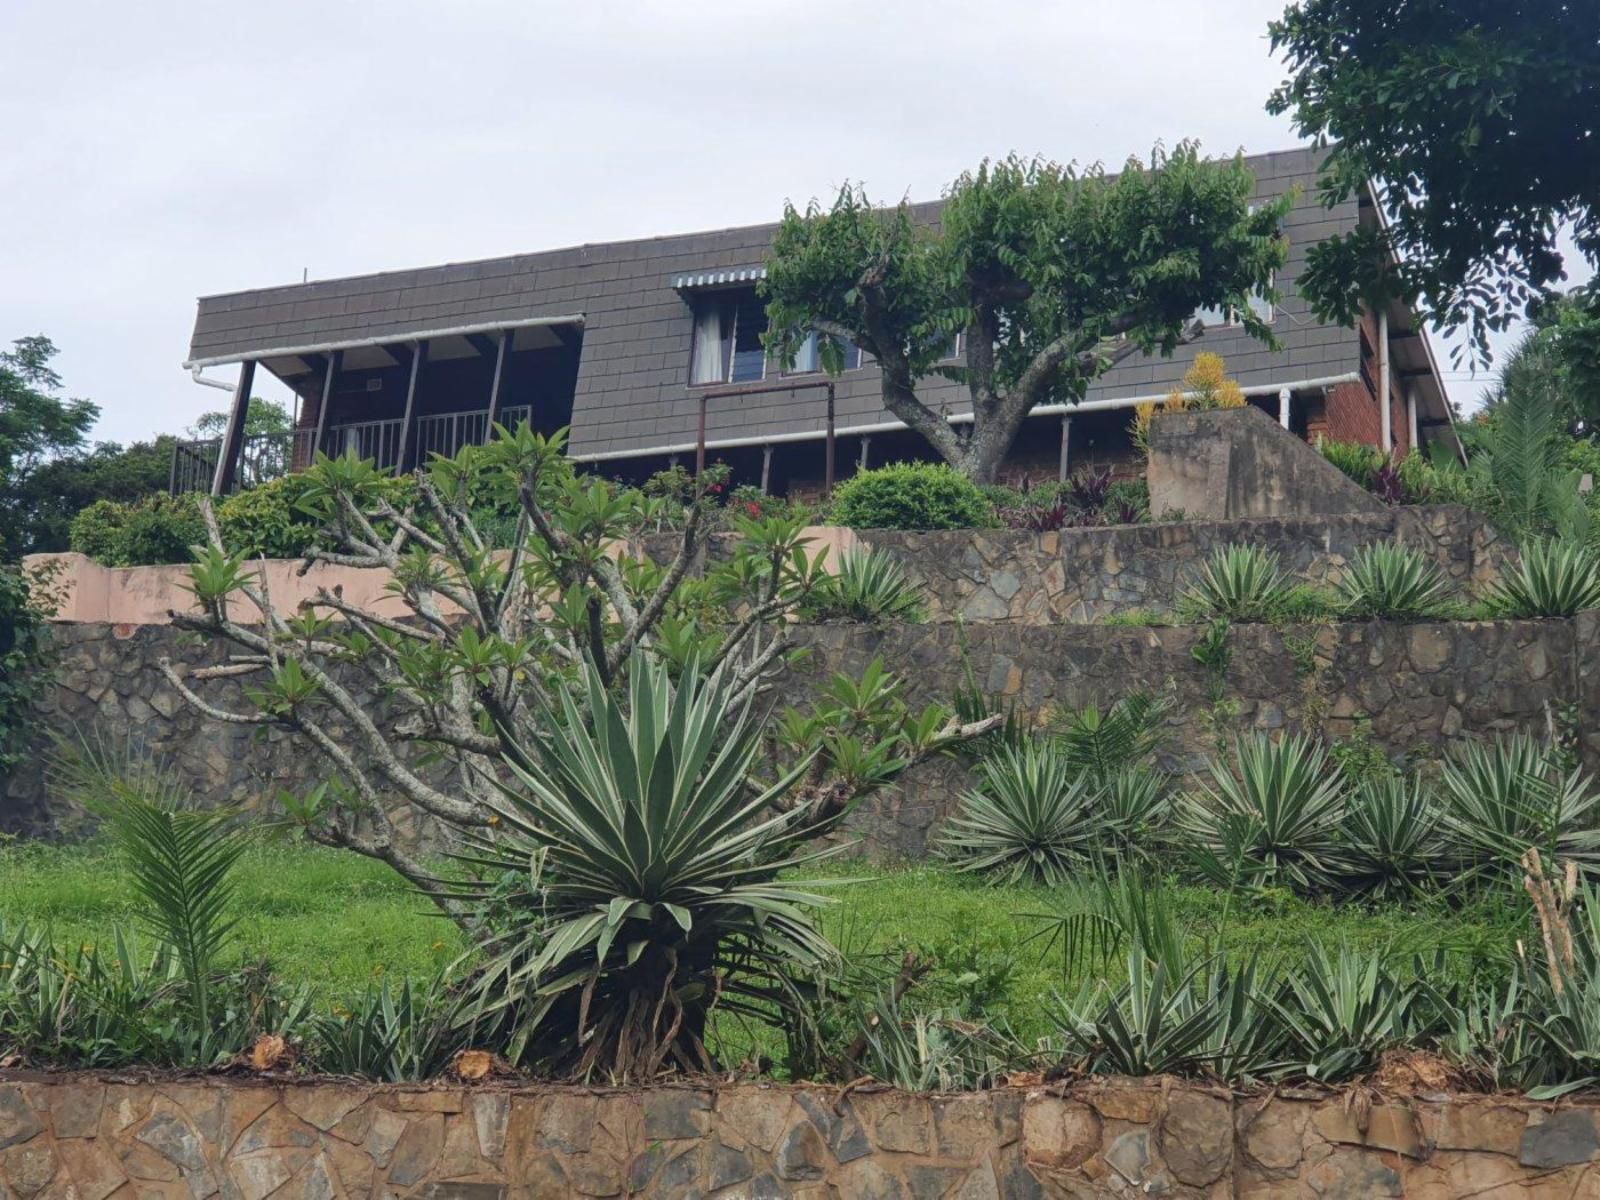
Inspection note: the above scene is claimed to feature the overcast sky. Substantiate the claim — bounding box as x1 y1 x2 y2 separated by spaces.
0 0 1571 446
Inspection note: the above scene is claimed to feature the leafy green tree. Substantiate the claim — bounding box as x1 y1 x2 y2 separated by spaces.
0 337 99 560
1268 0 1599 356
763 145 1289 482
8 437 174 556
188 397 292 441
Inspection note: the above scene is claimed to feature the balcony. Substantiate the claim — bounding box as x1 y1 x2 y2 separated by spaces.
170 404 532 495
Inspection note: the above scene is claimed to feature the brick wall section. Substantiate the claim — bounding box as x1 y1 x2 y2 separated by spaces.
1 1075 1598 1197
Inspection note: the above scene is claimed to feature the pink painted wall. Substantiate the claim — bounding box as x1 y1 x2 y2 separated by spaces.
25 527 862 627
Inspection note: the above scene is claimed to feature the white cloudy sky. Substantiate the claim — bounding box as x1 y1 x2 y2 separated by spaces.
0 0 1571 446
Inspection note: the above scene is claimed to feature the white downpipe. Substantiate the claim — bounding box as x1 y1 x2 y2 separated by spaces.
189 366 237 393
1278 386 1291 430
1378 309 1393 455
1406 387 1419 453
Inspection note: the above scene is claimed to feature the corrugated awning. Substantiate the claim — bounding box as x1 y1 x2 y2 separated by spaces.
672 267 767 289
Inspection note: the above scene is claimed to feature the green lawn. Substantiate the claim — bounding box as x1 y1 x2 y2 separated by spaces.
0 842 1518 1031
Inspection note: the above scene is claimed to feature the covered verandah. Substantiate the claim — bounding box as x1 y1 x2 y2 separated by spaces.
174 314 585 495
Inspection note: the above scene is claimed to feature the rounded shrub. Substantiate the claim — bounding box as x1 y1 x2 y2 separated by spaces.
71 494 204 567
216 476 321 560
828 462 992 530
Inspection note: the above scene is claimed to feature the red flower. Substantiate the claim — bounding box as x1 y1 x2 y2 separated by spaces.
745 501 762 515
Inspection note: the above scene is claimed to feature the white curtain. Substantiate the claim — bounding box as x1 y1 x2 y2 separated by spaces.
690 303 725 384
790 331 819 374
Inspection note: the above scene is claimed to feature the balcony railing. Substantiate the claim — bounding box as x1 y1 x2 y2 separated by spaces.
170 405 531 495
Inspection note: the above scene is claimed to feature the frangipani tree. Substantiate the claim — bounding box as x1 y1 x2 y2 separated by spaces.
159 428 994 930
763 144 1290 481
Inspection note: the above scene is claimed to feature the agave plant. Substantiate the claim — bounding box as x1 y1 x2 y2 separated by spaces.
1096 767 1171 855
309 974 461 1082
1483 539 1600 618
849 990 1024 1091
940 740 1101 886
1437 736 1600 878
457 653 840 1081
1338 541 1457 619
1177 544 1294 623
1266 944 1430 1083
803 547 926 623
1338 774 1452 899
1177 734 1350 893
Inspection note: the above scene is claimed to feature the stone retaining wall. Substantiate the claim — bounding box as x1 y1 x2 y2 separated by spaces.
1 1074 1597 1197
3 615 1588 855
853 504 1507 624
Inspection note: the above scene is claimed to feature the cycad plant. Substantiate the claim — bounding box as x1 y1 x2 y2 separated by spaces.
1177 733 1349 893
1482 539 1600 618
1338 541 1457 619
940 740 1100 886
1437 736 1600 878
458 653 841 1081
1177 544 1294 623
52 738 248 1053
1338 774 1451 899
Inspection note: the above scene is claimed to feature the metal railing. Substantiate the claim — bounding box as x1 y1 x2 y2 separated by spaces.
171 406 532 495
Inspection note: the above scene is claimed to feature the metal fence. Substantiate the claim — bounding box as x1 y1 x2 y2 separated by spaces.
170 406 532 495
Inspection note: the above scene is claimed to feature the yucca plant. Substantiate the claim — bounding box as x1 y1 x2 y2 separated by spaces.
1338 541 1457 619
1177 544 1294 623
849 990 1024 1091
1338 774 1451 899
1438 736 1600 878
1266 944 1430 1083
457 653 840 1081
1177 734 1350 893
803 547 926 623
940 740 1101 886
310 975 461 1081
1482 539 1600 618
1096 767 1171 855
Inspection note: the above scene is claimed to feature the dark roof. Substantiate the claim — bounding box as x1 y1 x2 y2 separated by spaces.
190 147 1376 460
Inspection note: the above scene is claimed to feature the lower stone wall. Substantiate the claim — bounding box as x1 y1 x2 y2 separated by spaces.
1 1074 1596 1197
855 504 1506 624
3 615 1589 853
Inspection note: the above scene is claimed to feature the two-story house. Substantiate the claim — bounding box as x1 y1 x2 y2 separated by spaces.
179 146 1456 496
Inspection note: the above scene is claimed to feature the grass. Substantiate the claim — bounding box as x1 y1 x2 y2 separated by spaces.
0 840 1523 1068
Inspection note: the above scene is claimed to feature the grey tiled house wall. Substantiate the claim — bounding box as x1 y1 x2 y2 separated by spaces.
189 147 1357 461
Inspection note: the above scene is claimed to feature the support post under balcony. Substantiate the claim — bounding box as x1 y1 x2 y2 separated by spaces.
397 340 428 472
311 350 342 462
211 360 256 497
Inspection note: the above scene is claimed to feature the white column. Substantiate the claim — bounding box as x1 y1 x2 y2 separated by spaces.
1378 309 1392 455
1406 387 1419 454
1278 386 1292 430
1058 415 1072 481
858 436 871 470
760 444 773 494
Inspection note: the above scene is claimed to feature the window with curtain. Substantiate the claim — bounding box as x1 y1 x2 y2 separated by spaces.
785 331 863 375
689 289 769 385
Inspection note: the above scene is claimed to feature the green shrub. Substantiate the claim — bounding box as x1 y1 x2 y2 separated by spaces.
1320 440 1386 490
70 494 206 567
215 476 321 560
1177 544 1295 623
828 462 993 530
1338 542 1458 619
1483 539 1600 618
0 564 56 776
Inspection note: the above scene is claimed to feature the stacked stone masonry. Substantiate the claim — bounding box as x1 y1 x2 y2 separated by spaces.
2 1075 1599 1198
6 611 1595 855
853 505 1506 625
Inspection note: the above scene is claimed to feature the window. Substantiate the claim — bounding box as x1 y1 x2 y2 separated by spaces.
786 331 863 375
689 290 769 385
1193 278 1275 329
